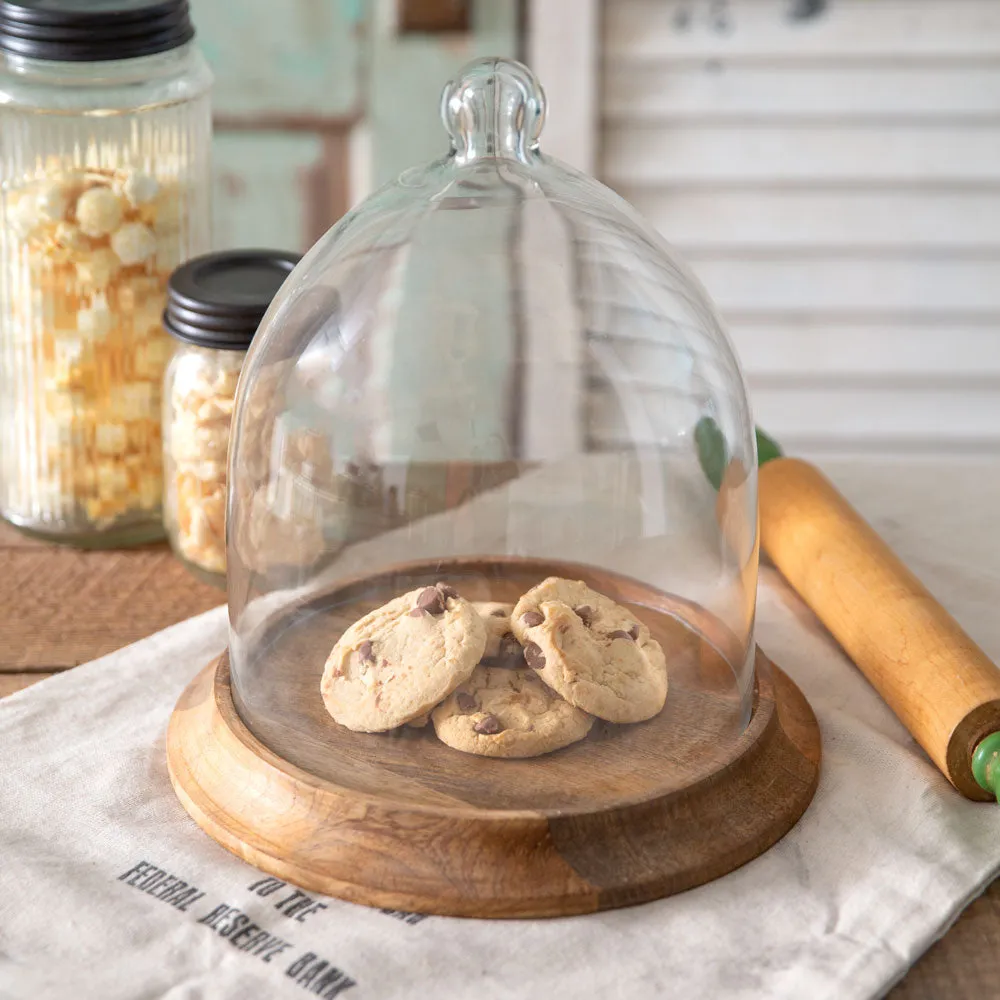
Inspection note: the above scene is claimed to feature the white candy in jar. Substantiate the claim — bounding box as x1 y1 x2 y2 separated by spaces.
118 170 159 207
95 422 128 456
77 298 114 340
9 193 38 239
110 221 157 266
54 221 89 252
75 247 121 290
34 180 70 224
75 186 123 237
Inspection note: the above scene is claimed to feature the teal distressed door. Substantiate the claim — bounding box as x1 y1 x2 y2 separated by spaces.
190 0 520 254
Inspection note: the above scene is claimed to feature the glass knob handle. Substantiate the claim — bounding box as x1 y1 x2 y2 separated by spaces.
440 57 546 165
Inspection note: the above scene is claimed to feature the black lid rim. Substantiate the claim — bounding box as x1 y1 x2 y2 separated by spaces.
165 301 269 333
163 312 259 351
0 9 188 40
0 0 193 61
0 0 183 26
0 25 194 60
164 248 300 350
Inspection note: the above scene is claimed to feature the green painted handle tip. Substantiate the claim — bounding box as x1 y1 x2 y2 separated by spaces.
694 416 784 491
972 732 1000 802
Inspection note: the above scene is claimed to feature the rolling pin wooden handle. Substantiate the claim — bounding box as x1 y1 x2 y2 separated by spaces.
758 457 1000 801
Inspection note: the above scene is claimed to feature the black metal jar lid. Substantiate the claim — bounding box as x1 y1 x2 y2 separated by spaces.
164 249 300 351
0 0 195 62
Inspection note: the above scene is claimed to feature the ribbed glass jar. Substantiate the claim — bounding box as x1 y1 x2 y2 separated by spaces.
0 7 212 546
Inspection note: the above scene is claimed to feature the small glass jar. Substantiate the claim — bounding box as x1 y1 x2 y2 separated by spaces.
162 250 299 585
0 0 212 545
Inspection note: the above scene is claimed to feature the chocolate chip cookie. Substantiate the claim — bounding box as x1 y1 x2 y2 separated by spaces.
321 582 486 732
511 577 667 723
432 664 594 758
473 601 526 667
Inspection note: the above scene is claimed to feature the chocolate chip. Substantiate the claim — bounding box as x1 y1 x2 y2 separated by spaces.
490 608 506 617
456 691 477 712
574 605 594 627
524 642 545 670
436 582 458 599
473 713 503 735
608 629 634 641
358 640 375 663
415 586 445 615
498 633 523 663
407 607 426 618
628 623 640 640
521 610 544 627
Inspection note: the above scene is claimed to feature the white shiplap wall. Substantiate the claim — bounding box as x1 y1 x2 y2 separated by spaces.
600 0 1000 458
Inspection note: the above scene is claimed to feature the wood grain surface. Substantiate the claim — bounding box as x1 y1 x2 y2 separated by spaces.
0 672 51 697
0 518 997 990
0 520 222 676
167 644 818 917
233 557 749 803
168 557 819 917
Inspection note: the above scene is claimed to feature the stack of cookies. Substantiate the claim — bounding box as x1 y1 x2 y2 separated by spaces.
320 577 668 759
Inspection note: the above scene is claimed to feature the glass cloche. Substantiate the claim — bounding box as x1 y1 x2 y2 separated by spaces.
224 59 758 812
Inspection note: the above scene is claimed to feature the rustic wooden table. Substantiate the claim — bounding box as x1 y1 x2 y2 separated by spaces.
1 518 997 996
0 520 221 696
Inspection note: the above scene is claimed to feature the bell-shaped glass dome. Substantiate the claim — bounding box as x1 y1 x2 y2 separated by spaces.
225 58 758 802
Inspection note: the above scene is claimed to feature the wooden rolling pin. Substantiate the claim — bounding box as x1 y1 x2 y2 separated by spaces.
758 457 1000 801
696 419 1000 802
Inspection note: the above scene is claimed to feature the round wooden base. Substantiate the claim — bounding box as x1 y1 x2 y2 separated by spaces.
167 645 820 918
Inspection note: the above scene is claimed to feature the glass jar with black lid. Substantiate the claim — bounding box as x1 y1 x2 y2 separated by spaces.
0 0 212 545
162 249 299 584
